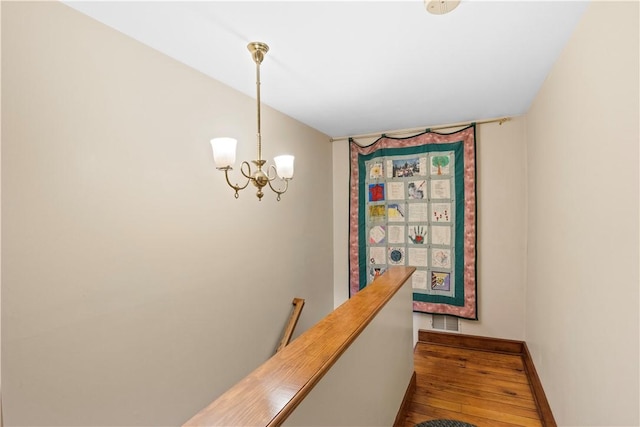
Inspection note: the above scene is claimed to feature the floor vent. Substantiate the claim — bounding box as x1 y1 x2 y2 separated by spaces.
432 314 459 332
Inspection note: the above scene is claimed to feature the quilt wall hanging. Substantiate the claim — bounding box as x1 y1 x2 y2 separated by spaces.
349 125 477 319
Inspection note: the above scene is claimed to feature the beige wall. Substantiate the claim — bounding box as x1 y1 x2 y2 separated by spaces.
0 2 3 423
526 1 639 425
285 277 414 427
4 1 640 426
1 2 333 425
333 118 528 341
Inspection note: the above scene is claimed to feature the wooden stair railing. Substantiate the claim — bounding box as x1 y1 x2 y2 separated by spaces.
183 266 415 427
276 297 305 353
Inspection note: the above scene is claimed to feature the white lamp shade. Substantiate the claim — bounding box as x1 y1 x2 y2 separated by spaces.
274 155 295 179
210 137 237 168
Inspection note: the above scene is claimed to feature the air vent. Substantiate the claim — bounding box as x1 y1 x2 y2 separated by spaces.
432 314 459 332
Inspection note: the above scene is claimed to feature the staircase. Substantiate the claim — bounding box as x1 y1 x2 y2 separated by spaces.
396 331 556 427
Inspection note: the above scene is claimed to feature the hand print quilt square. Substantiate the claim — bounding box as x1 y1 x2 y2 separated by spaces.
349 125 477 319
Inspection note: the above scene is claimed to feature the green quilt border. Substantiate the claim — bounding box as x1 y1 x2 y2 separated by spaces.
357 141 465 307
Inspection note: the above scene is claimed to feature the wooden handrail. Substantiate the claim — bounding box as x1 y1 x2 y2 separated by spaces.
275 297 305 353
183 266 415 427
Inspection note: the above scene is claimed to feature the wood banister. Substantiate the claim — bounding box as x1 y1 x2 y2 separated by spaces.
183 266 415 427
275 297 305 353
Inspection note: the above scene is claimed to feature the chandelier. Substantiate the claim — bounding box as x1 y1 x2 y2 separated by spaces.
210 42 294 201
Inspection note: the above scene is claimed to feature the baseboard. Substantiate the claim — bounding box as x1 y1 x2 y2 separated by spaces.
417 330 557 427
393 371 416 427
418 329 524 354
522 342 557 427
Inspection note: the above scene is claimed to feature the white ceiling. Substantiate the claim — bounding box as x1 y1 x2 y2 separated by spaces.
63 1 588 138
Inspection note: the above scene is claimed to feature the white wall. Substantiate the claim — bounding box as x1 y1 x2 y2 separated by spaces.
525 1 639 425
1 2 333 425
333 118 528 341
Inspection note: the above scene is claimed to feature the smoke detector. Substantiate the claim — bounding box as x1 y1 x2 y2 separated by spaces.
425 0 461 15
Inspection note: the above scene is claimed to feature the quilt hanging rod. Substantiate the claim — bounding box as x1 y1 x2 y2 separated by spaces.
330 116 511 143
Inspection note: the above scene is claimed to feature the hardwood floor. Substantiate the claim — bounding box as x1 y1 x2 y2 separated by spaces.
400 342 543 427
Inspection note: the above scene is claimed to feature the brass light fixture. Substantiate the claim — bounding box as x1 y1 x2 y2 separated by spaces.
211 42 294 201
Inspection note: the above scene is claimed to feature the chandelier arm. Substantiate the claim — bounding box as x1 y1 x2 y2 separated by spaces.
266 165 290 201
266 178 290 201
220 167 251 199
239 161 254 180
266 164 280 182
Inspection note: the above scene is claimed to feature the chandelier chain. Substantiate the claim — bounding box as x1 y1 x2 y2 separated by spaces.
256 60 262 162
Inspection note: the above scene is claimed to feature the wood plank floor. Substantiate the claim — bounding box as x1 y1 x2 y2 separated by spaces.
400 342 543 427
